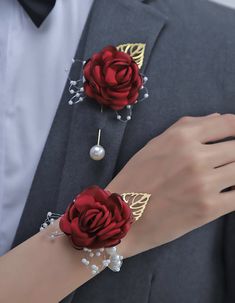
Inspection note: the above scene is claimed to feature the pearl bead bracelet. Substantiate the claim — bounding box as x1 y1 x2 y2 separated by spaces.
40 213 123 275
81 246 123 275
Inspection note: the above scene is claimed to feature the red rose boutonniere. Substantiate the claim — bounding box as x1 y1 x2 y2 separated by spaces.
68 43 149 118
67 43 149 161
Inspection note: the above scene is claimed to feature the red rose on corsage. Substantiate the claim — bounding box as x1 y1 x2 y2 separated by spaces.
83 45 143 110
59 185 133 249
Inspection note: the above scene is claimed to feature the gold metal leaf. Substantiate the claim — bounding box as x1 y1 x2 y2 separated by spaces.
116 43 146 70
121 192 151 221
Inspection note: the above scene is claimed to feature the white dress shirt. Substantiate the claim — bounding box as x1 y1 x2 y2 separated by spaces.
0 0 94 256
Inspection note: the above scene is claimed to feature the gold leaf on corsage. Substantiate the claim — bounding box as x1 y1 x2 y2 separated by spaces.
121 192 151 222
116 43 146 70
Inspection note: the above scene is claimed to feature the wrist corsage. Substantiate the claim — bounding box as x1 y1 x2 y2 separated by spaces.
40 185 151 275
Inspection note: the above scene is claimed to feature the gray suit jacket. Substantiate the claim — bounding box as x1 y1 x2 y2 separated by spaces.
12 0 235 302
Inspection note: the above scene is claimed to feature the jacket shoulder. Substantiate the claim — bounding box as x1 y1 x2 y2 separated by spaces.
152 0 235 37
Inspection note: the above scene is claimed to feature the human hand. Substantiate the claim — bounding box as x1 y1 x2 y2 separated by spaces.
107 113 235 257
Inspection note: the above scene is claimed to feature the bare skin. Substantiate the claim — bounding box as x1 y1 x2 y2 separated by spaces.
1 113 235 302
111 113 235 256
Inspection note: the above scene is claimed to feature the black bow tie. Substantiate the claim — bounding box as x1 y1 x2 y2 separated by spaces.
18 0 56 27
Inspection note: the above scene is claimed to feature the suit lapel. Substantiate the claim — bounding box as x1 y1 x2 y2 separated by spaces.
11 0 167 286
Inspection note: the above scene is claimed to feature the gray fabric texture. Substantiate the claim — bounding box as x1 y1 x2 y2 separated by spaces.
11 0 235 302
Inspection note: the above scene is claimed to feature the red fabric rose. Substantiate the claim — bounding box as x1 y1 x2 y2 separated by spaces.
59 185 133 249
83 45 143 110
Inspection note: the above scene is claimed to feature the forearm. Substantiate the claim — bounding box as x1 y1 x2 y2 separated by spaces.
0 221 109 303
0 159 175 303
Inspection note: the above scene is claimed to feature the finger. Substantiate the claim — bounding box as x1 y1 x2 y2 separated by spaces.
169 113 221 133
205 140 235 168
188 113 221 120
217 190 235 216
213 161 235 192
192 114 235 143
176 113 221 125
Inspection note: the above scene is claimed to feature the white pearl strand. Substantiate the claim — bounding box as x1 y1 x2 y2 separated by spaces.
115 75 149 123
40 212 124 275
81 246 124 275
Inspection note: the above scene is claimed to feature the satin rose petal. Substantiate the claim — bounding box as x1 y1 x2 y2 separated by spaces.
84 185 110 201
96 222 117 236
71 218 95 247
88 211 104 230
80 209 100 228
74 194 96 211
99 228 122 241
91 65 104 85
103 239 121 248
84 82 97 99
114 51 132 64
83 60 92 79
105 67 118 86
59 214 72 234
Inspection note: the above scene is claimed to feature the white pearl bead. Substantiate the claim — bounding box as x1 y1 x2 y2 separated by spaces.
47 212 52 217
81 258 87 264
144 76 148 82
114 267 120 272
126 115 131 121
80 87 84 92
96 252 101 257
70 89 75 94
70 80 76 85
89 253 94 257
110 255 120 262
43 223 48 228
126 105 131 109
109 264 120 272
68 100 73 105
116 261 122 267
50 234 55 240
144 93 149 99
89 145 105 161
40 227 44 231
105 247 117 255
91 270 97 275
91 265 98 271
102 260 110 267
117 115 122 120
